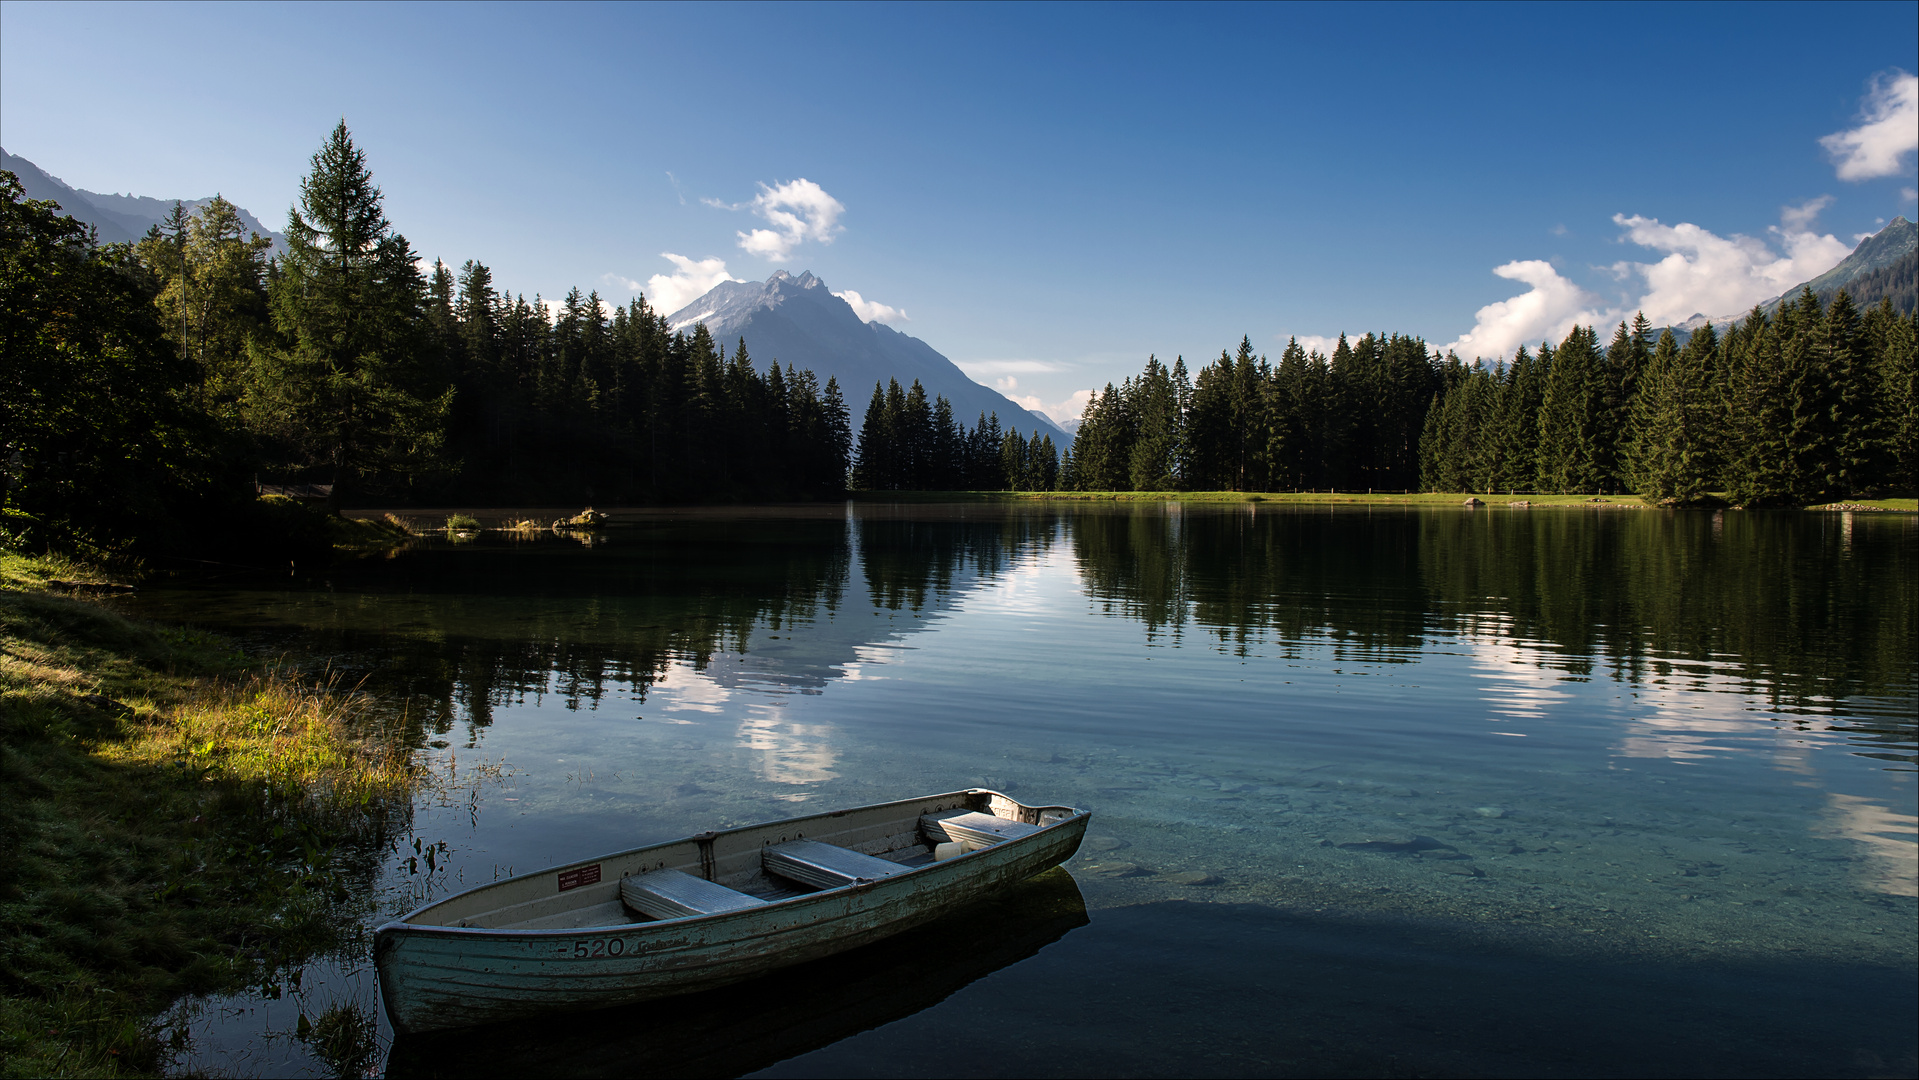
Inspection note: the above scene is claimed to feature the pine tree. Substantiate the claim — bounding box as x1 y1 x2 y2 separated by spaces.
931 395 961 489
252 121 450 498
1822 290 1883 495
1628 328 1717 503
1536 327 1604 493
1866 301 1918 492
852 381 890 489
1128 355 1181 489
822 375 853 491
1000 427 1028 490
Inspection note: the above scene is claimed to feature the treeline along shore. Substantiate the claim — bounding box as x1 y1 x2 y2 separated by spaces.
2 122 854 560
6 120 1916 562
1054 308 1916 505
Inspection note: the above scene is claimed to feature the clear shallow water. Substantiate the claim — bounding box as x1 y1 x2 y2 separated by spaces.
124 503 1916 1078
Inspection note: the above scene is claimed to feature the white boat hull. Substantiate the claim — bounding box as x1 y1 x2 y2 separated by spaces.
375 789 1087 1033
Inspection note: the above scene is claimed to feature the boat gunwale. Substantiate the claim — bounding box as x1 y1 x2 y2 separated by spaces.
377 788 1083 939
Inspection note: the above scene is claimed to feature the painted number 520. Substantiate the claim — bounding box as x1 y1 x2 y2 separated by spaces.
573 938 626 958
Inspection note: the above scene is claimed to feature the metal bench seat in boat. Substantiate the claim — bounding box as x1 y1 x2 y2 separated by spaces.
620 868 769 920
763 839 914 890
921 810 1039 847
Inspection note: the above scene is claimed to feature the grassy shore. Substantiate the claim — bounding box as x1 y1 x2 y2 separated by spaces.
0 553 417 1078
850 490 1919 511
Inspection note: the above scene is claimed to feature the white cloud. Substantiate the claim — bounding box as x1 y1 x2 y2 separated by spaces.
1820 71 1918 181
601 273 644 292
1002 388 1095 426
1443 200 1855 361
835 288 908 324
1441 259 1613 362
955 358 1068 378
996 376 1019 392
1610 200 1849 325
644 253 741 317
726 179 845 262
1284 334 1344 357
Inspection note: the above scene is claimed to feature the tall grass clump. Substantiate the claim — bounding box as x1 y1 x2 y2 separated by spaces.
445 513 480 533
0 553 422 1076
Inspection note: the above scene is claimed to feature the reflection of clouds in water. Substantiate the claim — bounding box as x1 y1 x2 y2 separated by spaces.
837 661 882 682
735 702 839 788
657 661 732 714
845 643 907 673
1463 631 1572 722
1818 793 1918 897
1461 625 1865 766
1616 670 1758 761
972 548 1073 617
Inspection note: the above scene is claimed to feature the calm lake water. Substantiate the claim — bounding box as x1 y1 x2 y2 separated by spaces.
124 503 1916 1078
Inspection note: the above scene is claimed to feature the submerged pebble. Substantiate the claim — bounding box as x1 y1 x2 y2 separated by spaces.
1084 835 1128 852
1082 861 1152 877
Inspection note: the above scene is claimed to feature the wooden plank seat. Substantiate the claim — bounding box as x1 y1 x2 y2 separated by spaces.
620 868 769 920
762 839 914 890
921 810 1040 848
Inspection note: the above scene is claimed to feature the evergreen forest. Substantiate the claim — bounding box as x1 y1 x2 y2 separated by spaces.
1059 308 1915 505
2 123 852 555
4 120 1914 560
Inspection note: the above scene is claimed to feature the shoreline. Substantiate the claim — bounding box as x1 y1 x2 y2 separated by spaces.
844 490 1919 511
0 553 417 1077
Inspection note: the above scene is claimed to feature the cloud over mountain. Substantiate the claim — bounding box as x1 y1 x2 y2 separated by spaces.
712 179 846 262
1442 200 1852 361
646 254 742 315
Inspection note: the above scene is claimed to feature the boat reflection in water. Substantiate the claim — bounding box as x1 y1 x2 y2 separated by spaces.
385 867 1088 1078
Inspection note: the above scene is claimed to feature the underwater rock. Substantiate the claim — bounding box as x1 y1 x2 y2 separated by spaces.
1081 861 1152 877
1163 871 1222 885
1475 806 1509 818
1334 833 1454 854
1084 835 1128 852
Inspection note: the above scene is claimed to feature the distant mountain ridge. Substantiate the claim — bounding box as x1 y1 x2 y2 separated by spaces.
667 271 1067 438
2 147 284 251
1669 216 1916 341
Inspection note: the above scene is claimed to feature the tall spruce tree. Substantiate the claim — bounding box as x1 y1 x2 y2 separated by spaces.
252 121 451 498
1627 327 1718 503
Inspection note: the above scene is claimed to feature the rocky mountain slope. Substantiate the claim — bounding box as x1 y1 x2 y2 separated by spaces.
667 271 1066 438
2 147 283 250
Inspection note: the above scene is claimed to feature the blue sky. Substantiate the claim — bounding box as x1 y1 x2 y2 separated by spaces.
3 1 1915 421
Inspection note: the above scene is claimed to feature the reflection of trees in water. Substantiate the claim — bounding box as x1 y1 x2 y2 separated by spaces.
1073 506 1915 750
1073 507 1430 661
320 506 1908 762
855 505 1059 612
1417 509 1916 760
335 519 853 745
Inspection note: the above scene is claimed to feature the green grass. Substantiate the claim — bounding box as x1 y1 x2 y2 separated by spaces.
0 552 417 1077
326 511 413 552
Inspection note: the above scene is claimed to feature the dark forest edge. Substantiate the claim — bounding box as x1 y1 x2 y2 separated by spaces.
7 120 1916 567
978 307 1912 506
2 121 855 564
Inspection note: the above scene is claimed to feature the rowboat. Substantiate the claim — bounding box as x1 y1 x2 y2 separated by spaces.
374 788 1089 1033
383 868 1089 1077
